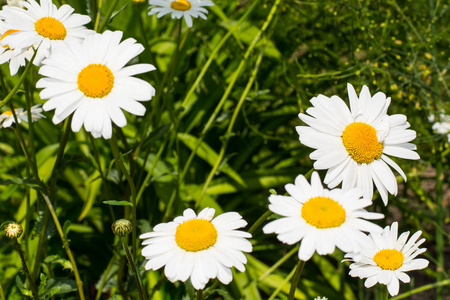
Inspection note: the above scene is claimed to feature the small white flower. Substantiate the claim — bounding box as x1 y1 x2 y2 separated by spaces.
36 30 156 139
0 104 45 128
345 222 429 296
314 297 328 300
431 113 450 142
297 83 420 205
140 207 252 290
6 0 24 8
148 0 215 28
0 0 92 66
0 20 34 75
263 172 384 261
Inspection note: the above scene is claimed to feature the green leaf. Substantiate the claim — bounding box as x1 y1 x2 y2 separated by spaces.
178 133 245 186
103 200 133 207
0 178 42 191
15 276 33 297
44 255 73 271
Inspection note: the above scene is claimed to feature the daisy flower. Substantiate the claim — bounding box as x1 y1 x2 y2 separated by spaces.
140 207 252 290
148 0 215 28
0 104 45 128
430 113 450 143
345 222 429 296
36 30 156 139
0 0 92 66
297 83 420 205
0 20 34 75
263 172 384 261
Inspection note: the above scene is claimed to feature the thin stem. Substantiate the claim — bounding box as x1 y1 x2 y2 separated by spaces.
196 290 203 300
0 277 5 300
14 239 39 300
435 146 444 300
288 260 305 300
31 209 50 281
95 244 117 300
93 0 103 31
258 245 299 282
121 237 147 300
248 210 272 235
41 193 85 300
268 264 296 300
390 279 450 300
384 287 390 300
98 0 119 32
110 134 137 258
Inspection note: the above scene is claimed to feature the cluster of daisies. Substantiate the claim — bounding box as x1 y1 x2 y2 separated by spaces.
0 0 428 297
140 84 429 296
0 0 214 137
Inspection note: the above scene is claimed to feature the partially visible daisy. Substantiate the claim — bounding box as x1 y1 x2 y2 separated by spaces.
0 0 92 65
263 172 384 261
36 30 156 139
0 20 34 75
6 0 25 8
297 83 420 205
345 222 429 296
0 104 45 128
430 113 450 143
140 207 252 290
148 0 215 28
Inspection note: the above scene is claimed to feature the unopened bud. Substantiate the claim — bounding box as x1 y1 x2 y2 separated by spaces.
112 219 133 236
5 222 23 239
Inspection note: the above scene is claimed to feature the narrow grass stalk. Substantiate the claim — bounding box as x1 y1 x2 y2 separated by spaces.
268 264 296 300
31 210 50 281
98 0 120 32
93 0 103 31
196 290 203 300
288 260 306 300
41 193 85 300
0 278 5 300
248 210 272 235
258 245 299 282
95 247 117 300
13 239 39 300
120 237 147 300
435 148 444 300
110 134 137 258
390 279 450 300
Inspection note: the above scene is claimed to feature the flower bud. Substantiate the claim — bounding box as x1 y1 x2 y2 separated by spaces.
112 219 133 236
5 222 23 239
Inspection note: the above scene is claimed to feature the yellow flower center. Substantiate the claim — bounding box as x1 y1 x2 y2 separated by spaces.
373 249 404 270
77 64 115 98
342 122 383 164
35 17 66 40
1 29 19 49
301 196 346 228
175 218 218 252
1 109 18 117
170 0 191 11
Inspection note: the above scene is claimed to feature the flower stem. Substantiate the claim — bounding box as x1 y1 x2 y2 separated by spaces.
248 210 273 235
13 239 39 300
98 0 119 32
120 237 147 300
288 260 305 300
196 290 203 300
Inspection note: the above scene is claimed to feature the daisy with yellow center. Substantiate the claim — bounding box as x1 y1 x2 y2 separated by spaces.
263 172 384 261
0 0 92 66
0 104 45 128
345 222 429 296
0 20 33 75
36 30 156 139
297 83 420 205
148 0 215 28
140 208 252 290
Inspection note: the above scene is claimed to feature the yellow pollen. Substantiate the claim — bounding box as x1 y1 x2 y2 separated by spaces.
171 0 191 11
1 109 17 116
373 249 404 270
342 122 383 164
35 17 66 40
77 64 115 98
175 218 218 252
301 196 346 228
1 29 19 49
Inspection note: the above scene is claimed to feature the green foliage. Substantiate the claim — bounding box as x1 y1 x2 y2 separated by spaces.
0 0 448 299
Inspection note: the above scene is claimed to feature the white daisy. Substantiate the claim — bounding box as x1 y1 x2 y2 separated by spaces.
148 0 215 28
263 172 384 261
36 30 156 139
0 20 34 75
140 207 252 290
297 83 420 205
430 113 450 143
0 104 45 128
345 222 429 296
0 0 92 66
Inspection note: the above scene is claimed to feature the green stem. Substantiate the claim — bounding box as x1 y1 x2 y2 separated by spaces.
268 264 296 300
14 239 39 300
110 134 137 258
390 279 450 300
31 209 50 281
258 245 299 282
98 0 119 32
248 210 272 235
196 290 203 300
41 193 85 300
94 0 103 31
0 277 5 300
435 146 444 300
384 287 390 300
121 237 147 300
49 117 72 198
288 260 305 300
